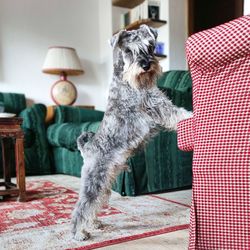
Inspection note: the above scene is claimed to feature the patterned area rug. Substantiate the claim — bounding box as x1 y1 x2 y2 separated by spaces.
0 175 191 250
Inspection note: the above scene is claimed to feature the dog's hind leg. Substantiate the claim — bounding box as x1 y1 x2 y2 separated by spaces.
71 200 91 241
71 159 110 241
91 163 129 230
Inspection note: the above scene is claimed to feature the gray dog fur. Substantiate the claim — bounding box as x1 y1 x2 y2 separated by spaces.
71 25 192 241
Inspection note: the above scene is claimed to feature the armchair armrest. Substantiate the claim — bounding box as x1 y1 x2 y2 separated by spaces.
19 103 52 174
177 118 194 152
0 92 26 115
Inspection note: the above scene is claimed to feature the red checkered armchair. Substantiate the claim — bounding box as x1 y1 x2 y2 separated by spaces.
177 15 250 249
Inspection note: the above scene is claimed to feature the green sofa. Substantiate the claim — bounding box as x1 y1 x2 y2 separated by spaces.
0 70 193 196
47 70 193 196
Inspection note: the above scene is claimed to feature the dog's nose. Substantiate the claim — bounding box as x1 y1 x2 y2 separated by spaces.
140 60 151 71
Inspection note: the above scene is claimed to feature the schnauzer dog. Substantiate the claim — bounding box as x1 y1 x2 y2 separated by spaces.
71 25 192 241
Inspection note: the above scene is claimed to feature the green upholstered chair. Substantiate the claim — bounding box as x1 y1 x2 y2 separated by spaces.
0 92 52 176
19 104 52 175
47 70 193 196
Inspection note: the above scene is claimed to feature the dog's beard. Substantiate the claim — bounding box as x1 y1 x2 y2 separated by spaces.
123 63 142 88
123 61 162 89
136 62 162 89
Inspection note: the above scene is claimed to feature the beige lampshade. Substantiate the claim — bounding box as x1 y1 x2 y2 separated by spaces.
42 46 84 75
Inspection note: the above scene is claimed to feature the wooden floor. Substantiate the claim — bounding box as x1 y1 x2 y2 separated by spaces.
99 229 189 249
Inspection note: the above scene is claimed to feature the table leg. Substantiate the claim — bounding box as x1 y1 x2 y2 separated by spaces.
1 138 11 184
15 137 26 202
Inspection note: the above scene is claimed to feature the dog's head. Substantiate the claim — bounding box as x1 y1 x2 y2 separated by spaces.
110 25 162 89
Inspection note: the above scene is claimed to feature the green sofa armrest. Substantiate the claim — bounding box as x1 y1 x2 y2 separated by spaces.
19 103 52 175
55 105 104 123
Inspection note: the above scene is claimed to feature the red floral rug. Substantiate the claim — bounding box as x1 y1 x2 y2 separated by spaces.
0 177 190 250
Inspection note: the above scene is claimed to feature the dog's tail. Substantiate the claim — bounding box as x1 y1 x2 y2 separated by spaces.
77 131 95 150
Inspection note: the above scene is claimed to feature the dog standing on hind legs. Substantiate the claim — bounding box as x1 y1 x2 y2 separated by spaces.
71 25 192 241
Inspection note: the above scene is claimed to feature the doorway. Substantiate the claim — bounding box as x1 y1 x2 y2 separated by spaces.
188 0 244 36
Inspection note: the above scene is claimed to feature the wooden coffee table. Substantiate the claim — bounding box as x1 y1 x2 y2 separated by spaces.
0 117 26 201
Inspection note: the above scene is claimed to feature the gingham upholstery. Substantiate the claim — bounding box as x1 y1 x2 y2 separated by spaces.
177 15 250 249
177 118 194 151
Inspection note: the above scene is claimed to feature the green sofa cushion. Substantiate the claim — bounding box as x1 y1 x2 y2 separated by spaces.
47 121 101 150
55 105 104 123
0 92 26 114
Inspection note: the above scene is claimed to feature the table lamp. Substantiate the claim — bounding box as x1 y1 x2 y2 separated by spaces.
42 46 84 105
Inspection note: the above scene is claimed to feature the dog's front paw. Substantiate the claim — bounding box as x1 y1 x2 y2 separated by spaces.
72 230 91 241
185 111 193 119
179 108 193 121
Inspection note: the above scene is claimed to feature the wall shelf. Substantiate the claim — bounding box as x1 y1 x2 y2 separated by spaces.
155 54 167 61
112 0 145 9
112 3 167 62
125 18 167 31
114 19 167 34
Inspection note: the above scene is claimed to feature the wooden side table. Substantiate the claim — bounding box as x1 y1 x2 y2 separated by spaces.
0 117 26 201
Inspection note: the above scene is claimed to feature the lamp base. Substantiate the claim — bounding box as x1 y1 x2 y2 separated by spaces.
51 79 77 105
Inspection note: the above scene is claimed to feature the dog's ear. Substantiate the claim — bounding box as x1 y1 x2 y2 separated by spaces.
140 25 158 40
109 30 126 48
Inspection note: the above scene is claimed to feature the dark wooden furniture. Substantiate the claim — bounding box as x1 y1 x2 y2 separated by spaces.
112 0 145 9
0 117 26 201
188 0 243 36
124 18 167 31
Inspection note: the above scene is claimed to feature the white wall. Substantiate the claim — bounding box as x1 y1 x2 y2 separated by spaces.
0 0 112 110
168 0 188 70
244 0 250 14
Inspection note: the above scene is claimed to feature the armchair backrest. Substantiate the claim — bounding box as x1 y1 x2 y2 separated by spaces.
186 15 250 164
0 92 26 115
182 15 250 249
186 15 250 112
